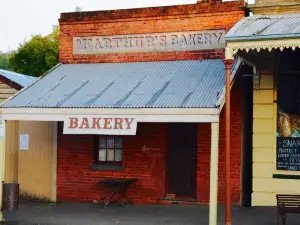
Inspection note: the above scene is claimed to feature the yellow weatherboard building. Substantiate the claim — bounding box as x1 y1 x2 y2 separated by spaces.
226 0 300 206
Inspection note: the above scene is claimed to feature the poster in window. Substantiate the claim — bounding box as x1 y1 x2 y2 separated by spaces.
277 73 300 171
277 110 300 138
107 136 114 149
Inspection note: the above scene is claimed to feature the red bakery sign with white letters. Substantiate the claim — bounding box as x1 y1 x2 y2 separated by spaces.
63 116 137 135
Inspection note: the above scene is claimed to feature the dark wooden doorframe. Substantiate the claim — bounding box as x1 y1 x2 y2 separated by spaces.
166 123 197 198
239 76 253 207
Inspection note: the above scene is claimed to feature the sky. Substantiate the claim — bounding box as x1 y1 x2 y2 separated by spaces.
0 0 254 52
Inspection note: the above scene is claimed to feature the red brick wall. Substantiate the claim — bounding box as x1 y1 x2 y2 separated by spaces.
57 86 242 204
58 1 245 64
57 123 166 204
197 84 242 205
57 1 244 204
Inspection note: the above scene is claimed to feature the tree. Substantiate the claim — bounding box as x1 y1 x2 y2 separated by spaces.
0 52 9 70
8 26 59 77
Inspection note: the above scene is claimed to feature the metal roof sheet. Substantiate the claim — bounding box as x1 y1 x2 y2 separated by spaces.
0 69 36 87
226 13 300 41
2 60 238 109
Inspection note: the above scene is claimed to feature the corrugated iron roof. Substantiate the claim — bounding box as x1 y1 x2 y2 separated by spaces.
0 69 36 87
2 60 239 109
226 13 300 41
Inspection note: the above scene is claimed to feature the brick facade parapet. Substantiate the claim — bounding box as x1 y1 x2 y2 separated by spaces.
59 1 246 23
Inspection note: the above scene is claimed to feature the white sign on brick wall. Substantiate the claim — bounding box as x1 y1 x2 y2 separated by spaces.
73 29 226 54
64 116 137 135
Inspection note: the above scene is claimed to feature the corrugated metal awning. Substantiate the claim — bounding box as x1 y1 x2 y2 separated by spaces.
0 69 36 89
226 14 300 42
3 60 239 109
225 14 300 56
1 60 240 123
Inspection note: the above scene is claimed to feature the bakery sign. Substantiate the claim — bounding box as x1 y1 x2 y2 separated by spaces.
73 29 226 54
63 116 137 135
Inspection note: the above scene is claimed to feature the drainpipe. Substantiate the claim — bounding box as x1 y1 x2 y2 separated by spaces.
223 59 234 225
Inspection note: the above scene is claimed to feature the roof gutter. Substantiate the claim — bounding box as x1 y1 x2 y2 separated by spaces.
226 33 300 42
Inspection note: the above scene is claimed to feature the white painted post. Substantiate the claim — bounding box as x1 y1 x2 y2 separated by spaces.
50 122 58 202
209 122 220 225
0 118 6 221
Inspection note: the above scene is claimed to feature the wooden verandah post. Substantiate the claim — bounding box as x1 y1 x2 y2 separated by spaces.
224 59 234 225
209 122 220 225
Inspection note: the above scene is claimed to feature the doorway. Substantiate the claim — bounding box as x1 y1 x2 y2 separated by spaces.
239 75 253 207
166 123 197 198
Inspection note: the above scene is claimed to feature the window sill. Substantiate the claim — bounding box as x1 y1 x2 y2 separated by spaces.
89 164 124 171
273 174 300 180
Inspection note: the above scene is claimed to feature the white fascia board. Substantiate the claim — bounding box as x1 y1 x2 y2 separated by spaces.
2 108 220 123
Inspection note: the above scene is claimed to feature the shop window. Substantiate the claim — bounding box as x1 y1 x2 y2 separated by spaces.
277 73 300 171
97 136 123 164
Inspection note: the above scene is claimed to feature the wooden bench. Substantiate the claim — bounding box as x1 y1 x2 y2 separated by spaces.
276 194 300 225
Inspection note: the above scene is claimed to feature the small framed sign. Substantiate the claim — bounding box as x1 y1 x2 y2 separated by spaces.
20 134 29 150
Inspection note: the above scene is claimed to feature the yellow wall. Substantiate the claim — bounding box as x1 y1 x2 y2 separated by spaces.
252 74 300 206
5 121 57 201
251 0 300 15
5 121 19 183
256 0 300 5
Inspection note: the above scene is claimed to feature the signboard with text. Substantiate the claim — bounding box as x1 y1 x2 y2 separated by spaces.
277 137 300 171
73 29 226 54
63 116 137 135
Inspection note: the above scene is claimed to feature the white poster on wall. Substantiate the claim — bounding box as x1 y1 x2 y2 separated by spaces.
20 134 29 150
0 117 5 140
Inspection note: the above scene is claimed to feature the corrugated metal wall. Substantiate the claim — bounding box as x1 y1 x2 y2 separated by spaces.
5 121 55 201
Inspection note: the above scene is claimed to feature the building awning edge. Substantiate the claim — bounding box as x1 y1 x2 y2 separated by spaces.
2 107 220 123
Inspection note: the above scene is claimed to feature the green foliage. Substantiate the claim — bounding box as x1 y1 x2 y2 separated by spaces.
8 26 59 77
0 52 9 70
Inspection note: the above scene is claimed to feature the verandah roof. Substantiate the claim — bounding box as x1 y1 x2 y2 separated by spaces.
225 14 300 54
2 60 239 109
0 69 36 89
226 13 300 41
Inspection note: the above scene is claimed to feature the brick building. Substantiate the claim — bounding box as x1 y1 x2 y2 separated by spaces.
1 0 246 211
